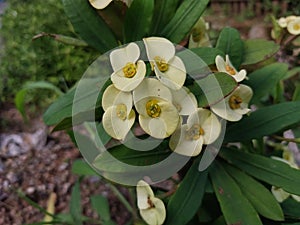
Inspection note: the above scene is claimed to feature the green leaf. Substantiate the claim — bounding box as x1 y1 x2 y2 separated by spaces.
91 195 116 224
216 27 244 68
190 47 225 65
224 101 300 142
166 157 208 225
189 72 237 107
242 39 280 65
43 74 109 126
70 180 82 225
245 63 288 104
219 148 300 196
224 164 284 221
71 159 98 176
284 66 300 80
281 198 300 220
209 161 263 225
150 0 180 34
292 84 300 101
62 0 118 52
15 81 63 120
161 0 209 43
33 33 88 47
123 0 154 42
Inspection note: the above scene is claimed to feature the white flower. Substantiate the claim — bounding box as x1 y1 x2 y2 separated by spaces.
271 151 300 203
110 43 146 92
188 17 211 48
102 84 135 140
277 16 297 28
88 0 113 9
169 109 221 157
215 55 246 82
210 84 253 122
287 17 300 35
170 87 198 116
143 37 186 90
137 180 166 225
133 78 179 139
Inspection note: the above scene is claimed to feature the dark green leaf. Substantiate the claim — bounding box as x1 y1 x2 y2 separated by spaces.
210 161 263 225
292 84 300 101
70 180 82 225
281 198 300 220
124 0 154 42
245 63 288 104
224 101 300 142
161 0 209 43
166 157 208 225
215 27 243 68
219 148 300 196
91 195 115 223
242 39 280 65
62 0 118 52
190 47 225 65
224 164 284 221
189 72 237 107
150 0 180 34
284 66 300 80
71 159 98 176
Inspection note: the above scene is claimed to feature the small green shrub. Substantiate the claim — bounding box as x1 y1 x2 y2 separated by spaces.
0 0 98 102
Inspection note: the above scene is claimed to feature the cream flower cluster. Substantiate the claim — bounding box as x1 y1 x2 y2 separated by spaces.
102 37 190 140
211 55 253 122
88 0 132 9
277 15 300 35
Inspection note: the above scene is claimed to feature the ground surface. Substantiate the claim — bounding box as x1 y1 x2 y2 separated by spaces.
0 103 131 225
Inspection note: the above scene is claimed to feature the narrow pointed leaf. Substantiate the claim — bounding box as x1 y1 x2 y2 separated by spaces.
216 27 244 68
166 157 208 225
224 101 300 142
62 0 118 52
123 0 154 42
161 0 209 43
224 164 284 221
220 148 300 196
210 161 263 225
70 180 82 225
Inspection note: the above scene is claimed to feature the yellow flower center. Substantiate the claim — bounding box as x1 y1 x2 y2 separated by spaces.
146 99 161 118
116 104 127 120
293 23 300 31
225 64 236 76
123 62 137 78
229 95 243 109
186 124 205 141
154 56 169 72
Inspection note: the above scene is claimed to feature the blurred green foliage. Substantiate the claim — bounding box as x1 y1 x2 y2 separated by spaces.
0 0 98 102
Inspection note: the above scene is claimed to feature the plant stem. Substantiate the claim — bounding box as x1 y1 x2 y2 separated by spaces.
108 183 134 213
272 135 300 143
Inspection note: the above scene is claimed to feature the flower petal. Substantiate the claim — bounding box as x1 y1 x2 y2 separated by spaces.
287 18 300 35
170 87 197 115
137 180 154 210
111 60 146 92
102 84 133 112
88 0 112 9
102 106 135 140
215 55 226 72
143 37 175 62
154 56 186 90
133 78 172 104
201 111 221 144
234 69 247 82
169 124 204 157
271 186 290 203
110 43 140 72
139 197 166 225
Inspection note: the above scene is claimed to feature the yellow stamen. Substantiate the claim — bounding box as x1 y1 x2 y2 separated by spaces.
229 95 243 109
116 104 127 120
225 64 236 76
186 124 205 140
154 56 169 72
293 24 300 31
123 63 137 78
146 99 161 118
